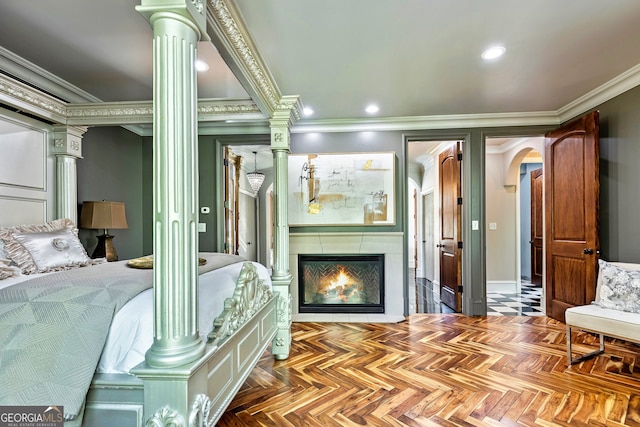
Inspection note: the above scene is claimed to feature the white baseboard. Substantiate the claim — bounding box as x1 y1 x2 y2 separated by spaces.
487 280 518 293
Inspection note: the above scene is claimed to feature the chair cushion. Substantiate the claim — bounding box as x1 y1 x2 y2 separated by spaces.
566 303 640 343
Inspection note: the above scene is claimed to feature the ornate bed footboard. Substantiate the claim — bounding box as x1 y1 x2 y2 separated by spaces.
207 262 273 346
84 262 279 427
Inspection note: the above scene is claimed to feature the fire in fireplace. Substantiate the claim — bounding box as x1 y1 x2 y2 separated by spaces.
298 254 384 313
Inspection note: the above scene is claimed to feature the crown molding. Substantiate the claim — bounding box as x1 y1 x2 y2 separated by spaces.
291 110 562 134
66 98 263 127
557 62 640 123
206 0 282 118
0 72 67 123
66 100 153 125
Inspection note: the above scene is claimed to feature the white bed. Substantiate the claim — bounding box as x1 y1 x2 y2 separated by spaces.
0 219 280 426
0 256 273 375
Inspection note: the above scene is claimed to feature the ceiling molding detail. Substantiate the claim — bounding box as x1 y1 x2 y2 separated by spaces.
0 73 67 123
206 0 282 118
66 101 153 125
271 95 303 129
66 98 262 127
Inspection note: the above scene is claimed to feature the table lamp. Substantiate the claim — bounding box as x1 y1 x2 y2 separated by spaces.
79 201 128 261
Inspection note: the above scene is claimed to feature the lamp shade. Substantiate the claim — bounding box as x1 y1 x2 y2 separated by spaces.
79 201 128 230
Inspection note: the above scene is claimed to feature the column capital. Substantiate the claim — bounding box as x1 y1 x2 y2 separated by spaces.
52 125 87 158
137 0 209 41
269 95 302 150
270 95 303 128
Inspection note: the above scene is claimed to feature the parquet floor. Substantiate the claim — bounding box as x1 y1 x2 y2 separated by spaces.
218 315 640 426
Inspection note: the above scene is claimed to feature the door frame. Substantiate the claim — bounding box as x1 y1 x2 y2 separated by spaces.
404 131 473 315
214 136 270 258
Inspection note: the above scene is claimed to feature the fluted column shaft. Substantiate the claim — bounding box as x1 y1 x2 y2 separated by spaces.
269 97 301 360
143 10 204 368
271 147 291 281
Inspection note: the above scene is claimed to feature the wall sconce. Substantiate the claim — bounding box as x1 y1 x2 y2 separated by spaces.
79 201 128 261
246 151 265 195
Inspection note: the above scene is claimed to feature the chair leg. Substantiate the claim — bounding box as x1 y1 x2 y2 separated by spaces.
566 325 573 365
567 325 605 365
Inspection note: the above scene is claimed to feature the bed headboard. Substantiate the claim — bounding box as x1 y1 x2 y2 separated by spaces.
0 108 54 226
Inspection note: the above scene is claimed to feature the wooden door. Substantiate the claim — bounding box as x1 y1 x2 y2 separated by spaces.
438 142 462 312
530 168 543 286
544 111 599 322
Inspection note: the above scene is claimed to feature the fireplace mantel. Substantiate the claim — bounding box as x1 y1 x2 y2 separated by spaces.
290 232 405 322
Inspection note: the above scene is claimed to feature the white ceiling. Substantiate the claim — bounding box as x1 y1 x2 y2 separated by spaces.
235 0 640 121
1 1 640 166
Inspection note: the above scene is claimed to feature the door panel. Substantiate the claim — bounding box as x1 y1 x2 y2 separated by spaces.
544 111 599 322
439 142 462 312
530 168 543 286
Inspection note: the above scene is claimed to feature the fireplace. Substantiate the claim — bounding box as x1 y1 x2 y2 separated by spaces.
298 254 385 313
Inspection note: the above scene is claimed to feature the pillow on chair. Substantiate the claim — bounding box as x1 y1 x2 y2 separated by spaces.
596 259 640 314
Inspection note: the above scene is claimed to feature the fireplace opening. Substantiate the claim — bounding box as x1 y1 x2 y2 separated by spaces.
298 254 384 313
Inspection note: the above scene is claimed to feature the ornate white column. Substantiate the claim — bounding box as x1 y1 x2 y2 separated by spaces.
269 96 302 360
136 0 207 368
52 126 86 224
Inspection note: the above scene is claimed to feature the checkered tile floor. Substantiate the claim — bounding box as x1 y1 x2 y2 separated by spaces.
486 282 544 316
414 275 544 316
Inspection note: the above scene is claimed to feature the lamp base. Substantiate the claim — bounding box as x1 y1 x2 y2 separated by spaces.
91 233 119 262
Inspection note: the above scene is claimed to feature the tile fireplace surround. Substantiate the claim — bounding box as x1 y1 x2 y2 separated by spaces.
290 232 405 322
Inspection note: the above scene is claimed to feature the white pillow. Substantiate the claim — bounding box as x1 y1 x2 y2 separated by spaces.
13 228 92 272
0 218 104 274
596 259 640 314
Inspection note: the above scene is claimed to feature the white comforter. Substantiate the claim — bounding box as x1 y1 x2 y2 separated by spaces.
0 260 272 374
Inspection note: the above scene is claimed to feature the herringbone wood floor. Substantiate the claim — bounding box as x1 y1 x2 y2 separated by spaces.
218 315 640 426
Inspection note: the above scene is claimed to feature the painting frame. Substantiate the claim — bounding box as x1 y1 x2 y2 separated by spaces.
288 152 395 226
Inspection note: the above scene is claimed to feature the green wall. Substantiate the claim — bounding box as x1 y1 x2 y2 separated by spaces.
76 84 640 314
76 126 145 260
597 84 640 263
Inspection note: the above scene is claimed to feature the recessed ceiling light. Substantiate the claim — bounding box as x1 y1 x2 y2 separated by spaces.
481 46 506 61
303 107 314 116
195 60 209 72
365 104 379 114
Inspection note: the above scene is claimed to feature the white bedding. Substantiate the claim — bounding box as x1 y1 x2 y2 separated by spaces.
1 260 272 374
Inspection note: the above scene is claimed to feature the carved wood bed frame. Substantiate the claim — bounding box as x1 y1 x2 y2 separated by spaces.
85 262 278 427
0 1 301 425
